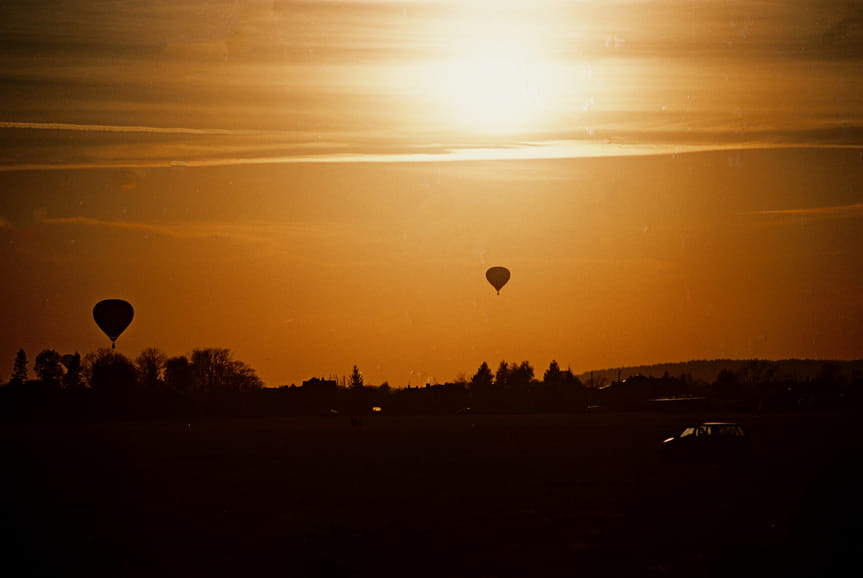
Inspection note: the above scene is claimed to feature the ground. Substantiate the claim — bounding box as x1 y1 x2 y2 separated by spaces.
2 412 860 577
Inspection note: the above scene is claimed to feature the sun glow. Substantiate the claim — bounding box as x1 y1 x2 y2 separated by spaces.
432 18 564 135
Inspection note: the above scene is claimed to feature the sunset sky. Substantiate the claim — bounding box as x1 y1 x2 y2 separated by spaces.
1 0 861 387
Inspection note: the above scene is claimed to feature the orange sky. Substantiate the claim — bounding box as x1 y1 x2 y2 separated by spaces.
1 1 861 386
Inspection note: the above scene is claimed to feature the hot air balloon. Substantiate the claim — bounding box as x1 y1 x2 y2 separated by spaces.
93 299 134 349
485 266 510 295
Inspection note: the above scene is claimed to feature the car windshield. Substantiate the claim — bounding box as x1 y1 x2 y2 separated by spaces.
679 427 696 437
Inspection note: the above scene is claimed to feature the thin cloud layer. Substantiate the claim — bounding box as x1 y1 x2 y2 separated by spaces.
744 203 863 219
1 0 860 170
38 216 274 244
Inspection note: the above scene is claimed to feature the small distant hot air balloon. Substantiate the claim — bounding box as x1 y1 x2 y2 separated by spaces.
485 266 511 295
93 299 134 349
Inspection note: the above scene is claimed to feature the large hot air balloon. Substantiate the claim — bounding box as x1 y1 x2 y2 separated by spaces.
485 266 511 295
93 299 134 349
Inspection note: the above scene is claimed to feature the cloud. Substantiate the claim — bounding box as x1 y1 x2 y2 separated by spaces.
743 203 863 219
40 216 274 244
0 121 264 136
822 9 863 57
3 140 862 173
36 216 359 250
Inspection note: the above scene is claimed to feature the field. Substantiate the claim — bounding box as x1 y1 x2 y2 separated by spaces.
2 411 860 577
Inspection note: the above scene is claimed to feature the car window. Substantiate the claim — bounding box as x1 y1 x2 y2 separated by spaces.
680 427 695 438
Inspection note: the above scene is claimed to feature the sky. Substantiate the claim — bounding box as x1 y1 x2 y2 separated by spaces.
1 0 861 387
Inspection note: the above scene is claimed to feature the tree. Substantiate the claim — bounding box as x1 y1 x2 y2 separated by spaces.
350 365 364 389
165 355 194 392
85 349 137 392
228 359 264 391
190 348 232 392
61 353 83 390
494 361 510 389
10 349 28 385
544 360 562 385
560 367 581 389
35 349 64 388
509 361 534 391
470 361 493 392
136 348 167 390
189 348 263 392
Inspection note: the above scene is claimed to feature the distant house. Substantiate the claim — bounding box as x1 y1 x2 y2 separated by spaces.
301 377 338 394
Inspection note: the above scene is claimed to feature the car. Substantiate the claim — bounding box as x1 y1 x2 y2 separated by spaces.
660 421 751 462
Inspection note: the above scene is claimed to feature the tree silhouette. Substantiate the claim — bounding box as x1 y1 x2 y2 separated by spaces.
190 348 262 392
61 353 83 390
136 348 167 390
471 361 493 391
495 361 510 390
10 348 28 385
165 355 194 392
35 349 63 388
544 360 562 384
350 365 364 389
85 349 137 392
509 361 534 392
228 359 263 391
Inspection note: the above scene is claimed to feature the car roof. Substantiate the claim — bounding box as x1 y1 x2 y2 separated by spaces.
701 422 741 426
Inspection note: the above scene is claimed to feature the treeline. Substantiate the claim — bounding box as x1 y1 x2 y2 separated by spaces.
2 351 862 423
578 358 863 388
0 346 262 422
594 359 863 412
4 347 262 392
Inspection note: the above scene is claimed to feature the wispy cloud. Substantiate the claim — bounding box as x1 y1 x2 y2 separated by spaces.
39 216 274 244
0 121 266 136
743 203 863 219
35 216 365 248
1 1 860 172
3 140 858 173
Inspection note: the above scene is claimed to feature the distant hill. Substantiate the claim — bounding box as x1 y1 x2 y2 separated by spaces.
576 359 863 387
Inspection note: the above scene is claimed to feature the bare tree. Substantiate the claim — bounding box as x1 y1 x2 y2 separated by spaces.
190 348 263 392
136 348 167 390
229 359 264 391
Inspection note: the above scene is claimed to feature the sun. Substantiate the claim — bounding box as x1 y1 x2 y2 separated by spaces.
433 19 557 135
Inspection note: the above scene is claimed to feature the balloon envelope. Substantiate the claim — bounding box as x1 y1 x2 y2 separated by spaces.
485 267 511 294
93 299 134 347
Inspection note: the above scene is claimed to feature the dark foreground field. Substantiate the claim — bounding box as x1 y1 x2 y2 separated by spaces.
2 412 861 577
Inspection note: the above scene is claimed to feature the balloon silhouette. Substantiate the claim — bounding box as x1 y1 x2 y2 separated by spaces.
93 299 134 349
485 266 511 295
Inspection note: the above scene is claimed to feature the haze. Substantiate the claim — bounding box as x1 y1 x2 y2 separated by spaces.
1 1 861 386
